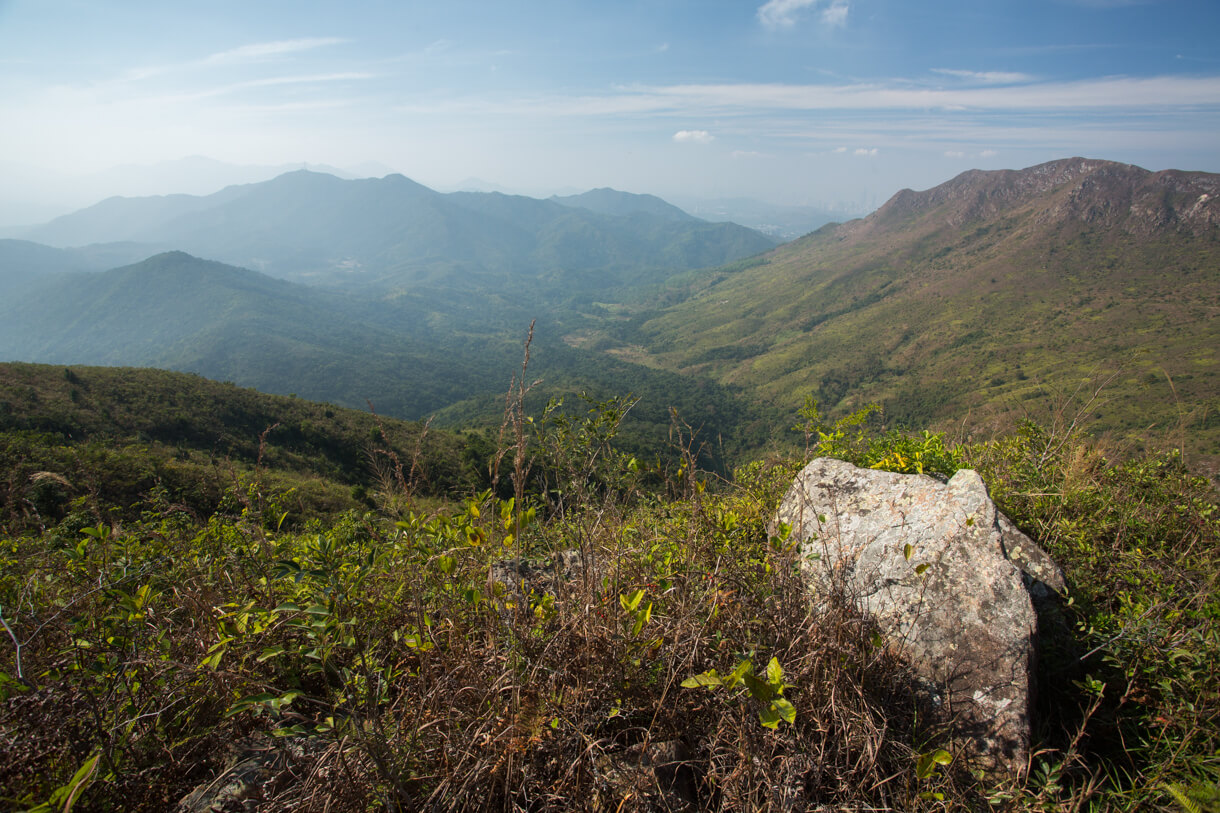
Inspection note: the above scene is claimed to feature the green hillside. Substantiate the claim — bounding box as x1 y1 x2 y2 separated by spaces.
0 362 486 532
618 159 1220 462
0 253 780 471
0 252 527 416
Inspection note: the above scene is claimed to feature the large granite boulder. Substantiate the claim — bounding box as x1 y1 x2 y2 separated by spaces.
774 458 1065 772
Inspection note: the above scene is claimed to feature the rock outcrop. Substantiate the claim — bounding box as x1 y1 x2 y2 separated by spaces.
774 458 1065 772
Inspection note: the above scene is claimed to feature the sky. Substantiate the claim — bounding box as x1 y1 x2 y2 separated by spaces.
1 0 1218 218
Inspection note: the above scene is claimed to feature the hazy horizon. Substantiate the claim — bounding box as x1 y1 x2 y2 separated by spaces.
2 0 1218 224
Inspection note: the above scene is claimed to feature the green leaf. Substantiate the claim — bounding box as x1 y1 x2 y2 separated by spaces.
903 543 915 561
772 697 796 724
267 691 303 712
758 705 781 728
257 645 287 663
915 563 930 575
725 659 753 688
916 748 953 779
273 602 301 613
681 670 723 689
766 656 783 686
742 672 771 703
46 749 101 812
620 588 645 613
630 602 652 636
304 604 330 616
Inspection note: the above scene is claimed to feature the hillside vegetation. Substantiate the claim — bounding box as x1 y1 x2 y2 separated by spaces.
3 159 1216 474
0 363 492 533
0 368 1217 811
605 159 1220 464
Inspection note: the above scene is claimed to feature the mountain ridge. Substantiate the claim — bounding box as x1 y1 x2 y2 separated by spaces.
20 170 777 288
852 157 1220 238
625 158 1220 461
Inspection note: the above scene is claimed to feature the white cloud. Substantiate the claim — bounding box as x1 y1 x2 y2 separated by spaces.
980 149 999 157
821 1 849 26
758 0 847 29
854 147 878 156
944 150 966 158
150 72 375 104
673 129 714 144
422 40 454 56
629 75 1220 114
932 68 1034 84
203 38 347 66
832 146 848 153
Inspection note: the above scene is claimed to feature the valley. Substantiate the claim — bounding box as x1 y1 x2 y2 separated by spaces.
4 157 1214 469
1 157 1218 812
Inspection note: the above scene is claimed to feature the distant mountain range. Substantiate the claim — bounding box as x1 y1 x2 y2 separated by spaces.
671 196 864 241
550 188 697 222
19 170 777 289
2 158 1217 465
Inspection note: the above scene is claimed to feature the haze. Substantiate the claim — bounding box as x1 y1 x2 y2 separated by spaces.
2 0 1218 225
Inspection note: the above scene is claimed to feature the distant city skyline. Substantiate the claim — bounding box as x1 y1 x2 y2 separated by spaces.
1 0 1218 222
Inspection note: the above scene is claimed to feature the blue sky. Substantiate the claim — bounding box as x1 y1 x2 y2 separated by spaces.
1 0 1218 211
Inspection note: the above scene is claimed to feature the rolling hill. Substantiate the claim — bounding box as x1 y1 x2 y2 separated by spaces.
0 251 516 418
0 251 769 470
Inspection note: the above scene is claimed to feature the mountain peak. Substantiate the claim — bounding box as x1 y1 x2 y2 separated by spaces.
865 158 1219 236
551 188 696 221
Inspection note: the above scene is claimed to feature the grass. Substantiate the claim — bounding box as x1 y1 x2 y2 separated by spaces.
0 379 1216 811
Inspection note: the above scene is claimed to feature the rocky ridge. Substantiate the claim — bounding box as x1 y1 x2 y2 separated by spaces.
846 157 1219 237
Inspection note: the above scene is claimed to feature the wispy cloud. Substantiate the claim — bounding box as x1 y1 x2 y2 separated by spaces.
932 68 1034 84
421 39 454 56
854 147 878 156
821 1 849 26
122 72 376 106
945 149 998 159
757 0 848 29
1059 0 1154 7
632 75 1220 113
203 38 348 66
396 75 1220 123
673 129 714 144
119 38 350 83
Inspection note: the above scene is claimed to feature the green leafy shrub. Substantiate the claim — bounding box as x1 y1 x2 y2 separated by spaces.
2 382 1217 811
